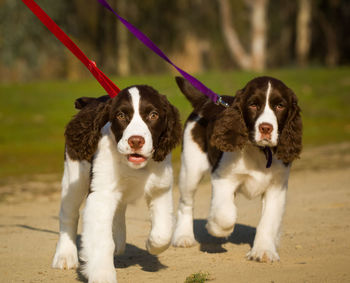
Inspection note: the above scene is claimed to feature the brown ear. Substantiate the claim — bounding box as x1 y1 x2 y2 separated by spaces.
65 100 111 161
153 95 182 162
75 97 95 109
210 90 248 152
276 89 303 163
75 95 110 109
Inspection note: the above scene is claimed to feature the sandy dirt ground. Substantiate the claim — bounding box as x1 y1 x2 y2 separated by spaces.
1 143 350 283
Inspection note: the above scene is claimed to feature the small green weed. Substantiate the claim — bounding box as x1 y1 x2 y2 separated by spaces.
185 271 212 283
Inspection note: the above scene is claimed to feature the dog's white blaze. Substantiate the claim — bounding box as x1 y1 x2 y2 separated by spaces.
129 86 140 111
117 87 153 159
255 81 278 146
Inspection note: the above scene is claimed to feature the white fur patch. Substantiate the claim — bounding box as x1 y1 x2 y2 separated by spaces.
254 82 278 146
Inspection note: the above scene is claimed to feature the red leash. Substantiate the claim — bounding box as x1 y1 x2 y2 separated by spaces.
22 0 120 98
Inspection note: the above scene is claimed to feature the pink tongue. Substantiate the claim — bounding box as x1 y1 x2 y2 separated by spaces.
128 154 146 164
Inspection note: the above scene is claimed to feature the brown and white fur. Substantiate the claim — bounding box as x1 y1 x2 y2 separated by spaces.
173 76 302 262
52 85 181 283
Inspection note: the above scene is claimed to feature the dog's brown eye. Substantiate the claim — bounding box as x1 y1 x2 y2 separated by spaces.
249 104 258 110
116 112 126 121
276 104 285 111
148 111 159 121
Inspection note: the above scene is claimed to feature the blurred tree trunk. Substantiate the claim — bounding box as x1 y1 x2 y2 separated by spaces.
320 18 339 67
318 1 339 67
115 0 130 76
250 0 268 71
96 4 106 65
218 0 251 70
296 0 312 67
170 34 210 74
218 0 269 71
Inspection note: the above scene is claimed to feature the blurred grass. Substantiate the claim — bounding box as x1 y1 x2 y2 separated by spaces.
0 67 349 180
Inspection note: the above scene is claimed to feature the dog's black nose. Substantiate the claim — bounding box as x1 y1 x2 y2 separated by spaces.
128 135 145 150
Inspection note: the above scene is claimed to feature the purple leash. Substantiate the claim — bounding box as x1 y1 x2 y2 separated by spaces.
97 0 228 107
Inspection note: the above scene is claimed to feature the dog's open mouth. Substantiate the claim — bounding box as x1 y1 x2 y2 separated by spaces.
127 153 148 164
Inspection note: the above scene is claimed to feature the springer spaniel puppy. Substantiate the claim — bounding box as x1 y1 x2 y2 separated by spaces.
52 85 181 282
173 76 302 262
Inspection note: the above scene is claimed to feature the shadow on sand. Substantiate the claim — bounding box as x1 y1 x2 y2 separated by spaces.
17 220 254 280
193 219 256 253
17 225 166 282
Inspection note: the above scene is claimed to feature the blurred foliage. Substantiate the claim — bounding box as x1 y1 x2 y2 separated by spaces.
0 0 349 81
0 67 349 179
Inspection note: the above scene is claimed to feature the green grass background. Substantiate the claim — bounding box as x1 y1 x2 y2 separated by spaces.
0 67 349 180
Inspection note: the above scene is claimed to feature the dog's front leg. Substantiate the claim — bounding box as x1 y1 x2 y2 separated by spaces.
172 148 209 247
52 156 91 270
113 203 127 256
145 187 173 255
206 176 239 238
247 185 287 262
81 191 119 283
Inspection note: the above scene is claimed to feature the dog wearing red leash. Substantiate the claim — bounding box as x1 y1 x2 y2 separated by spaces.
52 85 181 282
173 76 302 262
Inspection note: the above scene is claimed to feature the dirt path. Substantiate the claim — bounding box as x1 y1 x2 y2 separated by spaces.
1 144 350 283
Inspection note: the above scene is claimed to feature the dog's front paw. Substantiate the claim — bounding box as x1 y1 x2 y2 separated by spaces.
172 234 198 247
206 219 234 238
246 246 280 262
146 234 171 255
87 268 117 283
172 218 197 247
52 241 78 269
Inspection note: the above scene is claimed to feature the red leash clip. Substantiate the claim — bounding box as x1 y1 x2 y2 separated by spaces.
22 0 120 98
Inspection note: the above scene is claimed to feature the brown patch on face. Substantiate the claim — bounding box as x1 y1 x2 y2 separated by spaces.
138 86 171 150
240 81 268 140
109 89 134 143
141 88 182 162
268 80 295 135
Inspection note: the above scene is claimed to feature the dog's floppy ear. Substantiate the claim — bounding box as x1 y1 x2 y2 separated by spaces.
152 95 182 162
65 99 112 161
75 97 96 109
74 95 110 109
210 89 248 152
276 88 302 163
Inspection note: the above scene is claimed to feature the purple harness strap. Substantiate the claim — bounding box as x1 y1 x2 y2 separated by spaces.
97 0 228 107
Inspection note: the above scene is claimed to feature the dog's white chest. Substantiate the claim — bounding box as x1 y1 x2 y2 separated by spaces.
116 169 149 202
218 148 287 199
239 171 272 199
